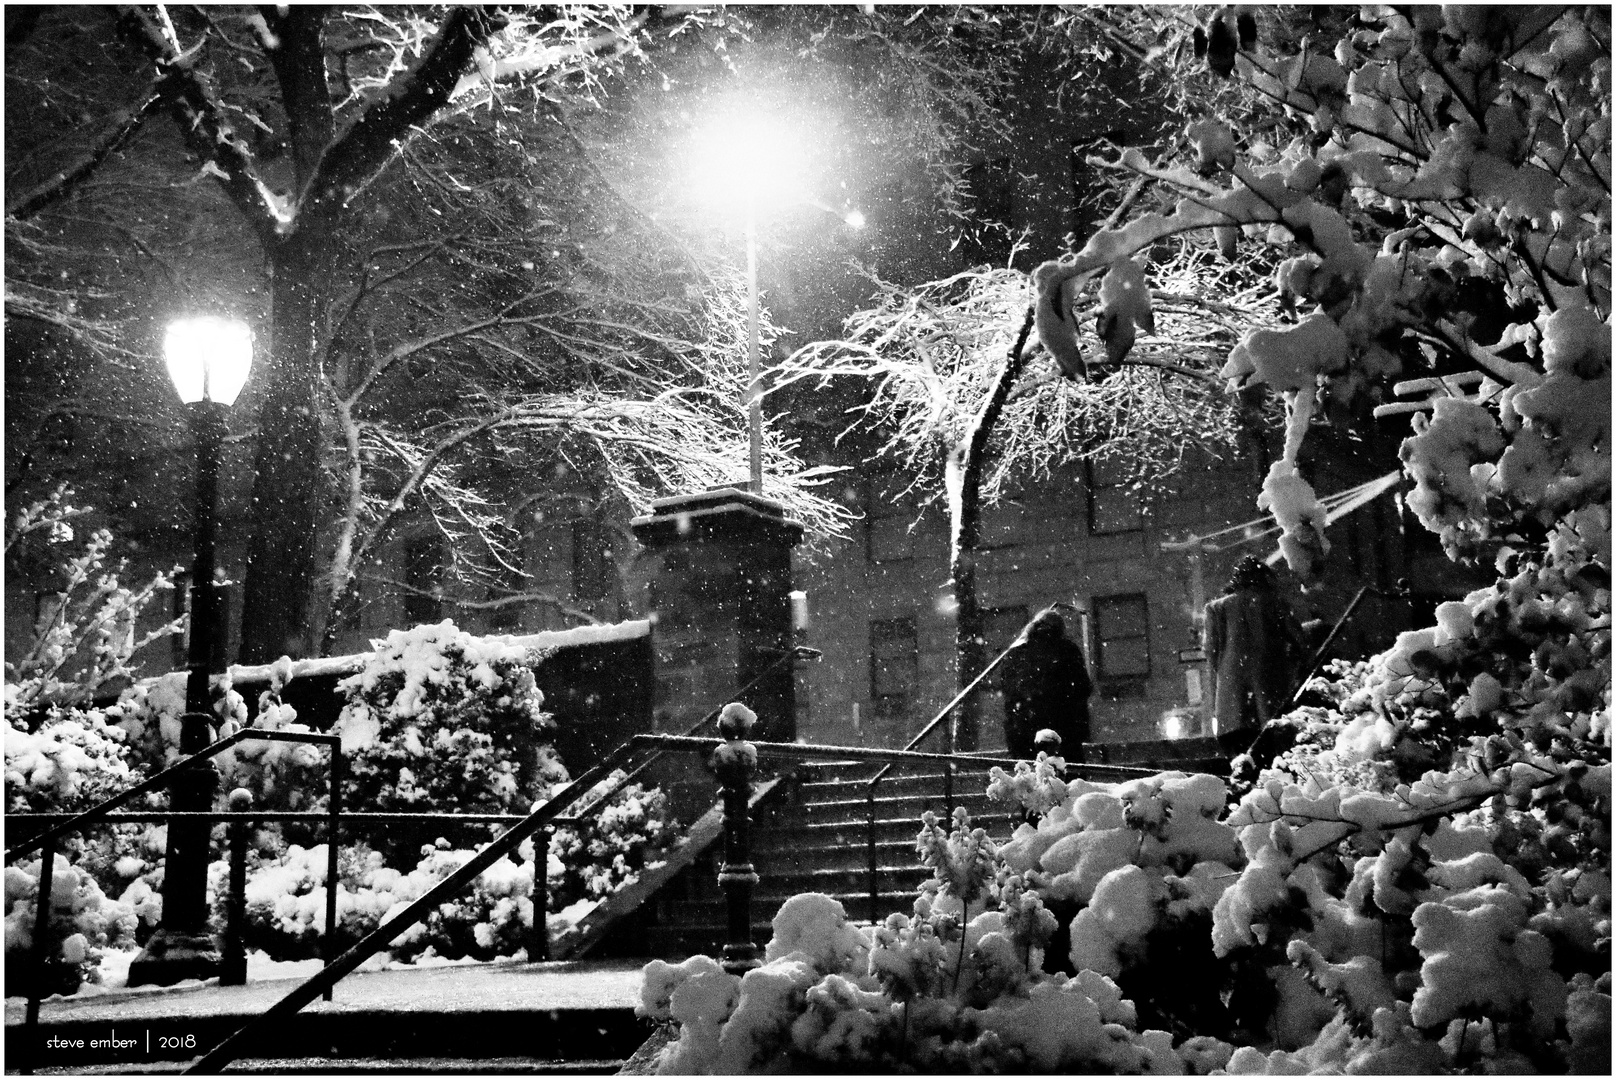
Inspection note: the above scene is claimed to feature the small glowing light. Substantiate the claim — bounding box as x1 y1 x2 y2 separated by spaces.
163 316 254 406
1164 715 1184 740
844 209 866 229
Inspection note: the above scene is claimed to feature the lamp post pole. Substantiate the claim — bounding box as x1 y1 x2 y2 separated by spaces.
745 192 763 495
128 319 251 986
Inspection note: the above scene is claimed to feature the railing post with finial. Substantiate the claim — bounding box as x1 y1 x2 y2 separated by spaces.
221 788 253 985
712 702 761 976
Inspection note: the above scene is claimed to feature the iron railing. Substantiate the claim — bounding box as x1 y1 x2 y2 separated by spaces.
862 608 1146 918
6 727 340 1072
179 724 1133 1074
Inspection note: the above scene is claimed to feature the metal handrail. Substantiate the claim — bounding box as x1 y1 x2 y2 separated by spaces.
574 644 820 816
864 609 1054 923
10 810 594 826
183 728 1152 1073
5 727 339 863
11 726 341 1070
1237 583 1411 761
185 738 653 1074
1289 584 1410 704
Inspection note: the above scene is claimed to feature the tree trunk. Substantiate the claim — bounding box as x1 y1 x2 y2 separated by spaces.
946 306 1037 752
948 465 986 752
237 234 333 663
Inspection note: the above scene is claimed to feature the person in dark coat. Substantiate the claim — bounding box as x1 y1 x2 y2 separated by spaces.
998 608 1092 761
1203 556 1303 735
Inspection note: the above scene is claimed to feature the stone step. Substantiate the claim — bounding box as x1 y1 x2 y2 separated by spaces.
759 812 1020 843
645 888 924 957
795 771 1008 799
751 837 926 872
792 792 1004 825
653 862 940 927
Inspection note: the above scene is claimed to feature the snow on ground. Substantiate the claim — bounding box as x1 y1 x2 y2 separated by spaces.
20 945 544 1004
11 872 606 1005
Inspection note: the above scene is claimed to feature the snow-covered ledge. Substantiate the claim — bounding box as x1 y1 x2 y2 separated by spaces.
145 619 655 693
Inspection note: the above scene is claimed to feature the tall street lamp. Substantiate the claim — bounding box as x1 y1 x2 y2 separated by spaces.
126 316 253 987
691 111 862 495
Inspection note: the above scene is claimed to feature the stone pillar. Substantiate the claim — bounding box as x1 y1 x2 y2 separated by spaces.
631 488 803 745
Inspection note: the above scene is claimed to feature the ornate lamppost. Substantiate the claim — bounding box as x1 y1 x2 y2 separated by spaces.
127 316 253 986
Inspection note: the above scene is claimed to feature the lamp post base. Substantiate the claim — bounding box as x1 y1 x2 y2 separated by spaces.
125 928 222 987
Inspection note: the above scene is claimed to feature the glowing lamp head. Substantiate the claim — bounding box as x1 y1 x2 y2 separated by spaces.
843 209 865 230
164 316 254 406
690 110 808 212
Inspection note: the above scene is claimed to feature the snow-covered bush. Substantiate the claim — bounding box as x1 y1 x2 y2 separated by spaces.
330 621 567 863
4 706 142 815
2 492 183 993
637 819 1191 1073
4 853 137 996
335 623 563 802
217 837 539 964
547 775 679 909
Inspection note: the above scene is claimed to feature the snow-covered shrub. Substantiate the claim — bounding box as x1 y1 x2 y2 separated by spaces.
547 775 679 909
217 837 542 964
4 706 142 815
332 621 566 861
4 853 136 996
2 493 183 988
394 841 538 962
638 823 1188 1073
217 841 390 961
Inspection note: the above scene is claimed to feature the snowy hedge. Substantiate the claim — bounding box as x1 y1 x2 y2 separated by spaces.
5 614 680 990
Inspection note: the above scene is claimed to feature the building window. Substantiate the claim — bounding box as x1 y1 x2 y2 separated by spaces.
403 535 444 625
978 502 1035 550
1093 593 1151 684
869 617 919 720
1087 457 1143 535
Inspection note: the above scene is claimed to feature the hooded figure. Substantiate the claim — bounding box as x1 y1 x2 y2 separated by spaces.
998 609 1092 760
1203 556 1302 734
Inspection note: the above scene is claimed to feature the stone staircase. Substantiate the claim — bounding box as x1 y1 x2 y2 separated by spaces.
639 761 1021 959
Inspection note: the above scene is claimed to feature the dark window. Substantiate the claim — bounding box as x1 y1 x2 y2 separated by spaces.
404 535 444 625
1087 457 1143 535
572 519 613 607
1094 594 1151 685
869 617 919 720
